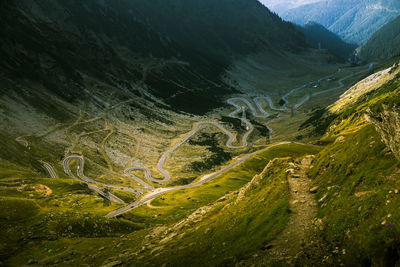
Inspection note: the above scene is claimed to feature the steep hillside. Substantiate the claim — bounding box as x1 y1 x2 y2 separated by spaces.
0 0 317 194
287 62 400 266
2 0 390 266
297 22 357 59
358 15 400 62
4 143 322 266
269 0 400 44
0 0 308 116
128 0 307 60
0 0 343 197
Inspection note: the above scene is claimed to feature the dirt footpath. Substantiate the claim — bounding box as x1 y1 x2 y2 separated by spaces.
241 155 318 266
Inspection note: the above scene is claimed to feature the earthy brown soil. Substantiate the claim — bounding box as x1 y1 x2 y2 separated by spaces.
240 155 318 266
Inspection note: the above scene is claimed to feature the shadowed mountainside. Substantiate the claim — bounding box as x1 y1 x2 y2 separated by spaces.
0 0 308 115
358 15 400 62
297 21 357 60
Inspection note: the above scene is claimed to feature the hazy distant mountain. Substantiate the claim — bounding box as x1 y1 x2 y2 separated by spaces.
358 15 400 62
297 22 357 60
258 0 323 13
261 0 400 45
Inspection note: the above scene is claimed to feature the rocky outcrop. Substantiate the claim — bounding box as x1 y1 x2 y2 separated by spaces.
366 105 400 161
329 66 393 113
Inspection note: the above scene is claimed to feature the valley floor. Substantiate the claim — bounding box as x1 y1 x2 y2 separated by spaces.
3 61 397 266
38 62 374 219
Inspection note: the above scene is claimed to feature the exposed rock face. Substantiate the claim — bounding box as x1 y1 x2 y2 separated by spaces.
329 66 393 113
366 105 400 161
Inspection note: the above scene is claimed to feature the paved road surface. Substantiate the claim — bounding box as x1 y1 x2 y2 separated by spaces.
106 141 294 218
57 63 375 217
16 136 29 147
63 155 141 203
39 160 57 178
105 63 375 217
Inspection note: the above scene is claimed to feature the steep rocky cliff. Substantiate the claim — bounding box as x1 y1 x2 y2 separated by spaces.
363 64 400 161
366 105 400 161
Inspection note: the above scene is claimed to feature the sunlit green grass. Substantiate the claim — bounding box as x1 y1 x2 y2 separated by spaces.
0 176 141 261
132 157 295 266
123 143 320 226
304 125 400 266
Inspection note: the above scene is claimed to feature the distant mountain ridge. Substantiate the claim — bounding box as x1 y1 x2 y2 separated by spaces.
358 15 400 62
259 0 322 13
297 22 357 60
261 0 400 45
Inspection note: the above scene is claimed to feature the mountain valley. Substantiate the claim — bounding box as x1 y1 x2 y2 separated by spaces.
1 0 400 266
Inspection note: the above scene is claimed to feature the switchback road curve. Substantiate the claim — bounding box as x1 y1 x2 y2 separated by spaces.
105 63 375 217
59 63 375 216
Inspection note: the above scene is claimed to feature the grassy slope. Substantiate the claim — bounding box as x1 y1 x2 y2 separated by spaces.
304 125 400 266
123 144 320 227
358 15 400 62
3 63 399 265
296 62 400 266
132 158 299 266
3 143 320 266
0 134 143 262
0 179 142 262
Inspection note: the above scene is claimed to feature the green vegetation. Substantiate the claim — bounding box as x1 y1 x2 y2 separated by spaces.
188 133 233 173
3 61 398 265
3 0 400 265
298 22 356 60
299 108 337 136
1 142 320 265
112 189 138 203
293 62 400 266
358 15 400 62
123 143 320 226
5 231 149 267
299 65 400 139
0 177 142 261
132 157 294 266
333 70 400 125
300 125 400 266
368 72 400 113
0 134 66 180
281 0 400 44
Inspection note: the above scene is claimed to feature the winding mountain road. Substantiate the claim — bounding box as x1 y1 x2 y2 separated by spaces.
106 141 292 218
121 119 255 189
104 63 375 217
280 68 342 109
38 160 57 178
59 63 375 216
63 155 141 203
16 136 29 147
291 63 376 109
